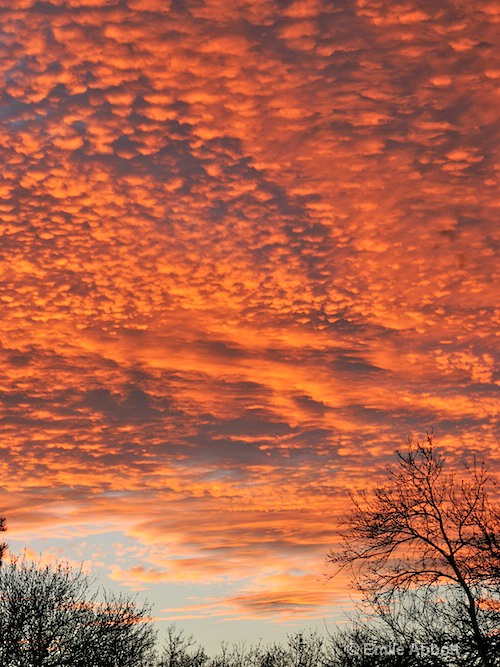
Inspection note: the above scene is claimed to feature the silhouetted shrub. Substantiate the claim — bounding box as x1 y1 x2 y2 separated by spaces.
0 558 157 667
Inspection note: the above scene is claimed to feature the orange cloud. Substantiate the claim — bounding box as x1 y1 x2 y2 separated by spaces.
0 0 498 631
158 571 351 621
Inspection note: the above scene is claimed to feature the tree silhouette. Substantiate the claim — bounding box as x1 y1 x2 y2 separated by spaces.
0 558 157 666
0 516 6 567
158 624 208 666
327 436 500 667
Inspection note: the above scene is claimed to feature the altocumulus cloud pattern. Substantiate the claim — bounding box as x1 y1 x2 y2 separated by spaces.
0 0 498 631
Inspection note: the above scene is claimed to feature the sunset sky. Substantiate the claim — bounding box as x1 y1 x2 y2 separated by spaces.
0 0 499 652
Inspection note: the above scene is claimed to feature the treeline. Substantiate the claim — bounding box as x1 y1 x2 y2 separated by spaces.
1 437 498 666
155 619 496 667
0 556 491 667
0 557 497 667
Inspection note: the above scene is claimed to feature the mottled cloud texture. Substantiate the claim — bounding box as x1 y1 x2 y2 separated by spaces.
0 0 498 636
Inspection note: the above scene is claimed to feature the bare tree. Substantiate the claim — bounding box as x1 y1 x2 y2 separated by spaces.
204 631 327 667
0 517 6 566
286 630 325 667
326 436 500 667
0 557 157 666
158 624 208 667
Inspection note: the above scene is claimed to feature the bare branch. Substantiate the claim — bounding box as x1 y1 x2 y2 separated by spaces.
326 436 500 667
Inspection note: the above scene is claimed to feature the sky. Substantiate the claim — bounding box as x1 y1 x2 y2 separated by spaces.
0 0 499 653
